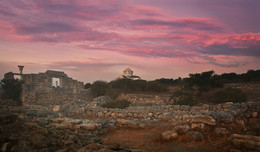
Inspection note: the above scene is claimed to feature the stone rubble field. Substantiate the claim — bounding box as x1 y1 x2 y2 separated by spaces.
1 97 260 152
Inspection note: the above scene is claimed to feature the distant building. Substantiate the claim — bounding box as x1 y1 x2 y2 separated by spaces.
118 67 141 80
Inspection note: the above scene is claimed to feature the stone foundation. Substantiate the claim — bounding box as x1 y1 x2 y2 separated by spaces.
65 100 260 126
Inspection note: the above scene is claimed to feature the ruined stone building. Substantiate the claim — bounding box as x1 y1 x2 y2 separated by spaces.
4 66 89 105
118 67 141 80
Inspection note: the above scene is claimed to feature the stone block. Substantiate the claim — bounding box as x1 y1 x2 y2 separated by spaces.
229 134 260 151
191 115 216 125
161 130 178 141
174 125 190 134
191 123 205 131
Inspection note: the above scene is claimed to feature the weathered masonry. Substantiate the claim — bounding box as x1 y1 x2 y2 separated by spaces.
5 66 89 105
23 70 89 105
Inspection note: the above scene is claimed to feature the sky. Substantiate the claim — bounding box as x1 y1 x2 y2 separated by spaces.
0 0 259 83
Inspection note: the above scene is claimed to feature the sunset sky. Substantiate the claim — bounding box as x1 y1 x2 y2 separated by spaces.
0 0 259 83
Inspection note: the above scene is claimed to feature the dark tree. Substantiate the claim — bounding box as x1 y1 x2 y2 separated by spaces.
0 78 23 105
84 83 91 89
187 70 221 91
90 80 108 97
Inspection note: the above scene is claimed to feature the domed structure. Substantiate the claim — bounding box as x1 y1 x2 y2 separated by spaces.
118 67 141 80
123 67 133 77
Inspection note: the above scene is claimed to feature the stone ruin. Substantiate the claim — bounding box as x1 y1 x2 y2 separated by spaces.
4 66 89 105
1 66 260 151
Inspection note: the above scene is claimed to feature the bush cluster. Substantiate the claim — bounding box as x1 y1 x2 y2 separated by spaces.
109 79 168 93
0 78 23 105
171 90 195 106
90 79 169 99
211 87 247 104
90 81 108 97
186 70 223 91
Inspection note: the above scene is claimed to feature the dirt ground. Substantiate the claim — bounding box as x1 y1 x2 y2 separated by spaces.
101 122 242 152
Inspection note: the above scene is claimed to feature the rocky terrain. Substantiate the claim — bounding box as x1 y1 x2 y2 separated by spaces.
1 97 260 152
0 104 146 152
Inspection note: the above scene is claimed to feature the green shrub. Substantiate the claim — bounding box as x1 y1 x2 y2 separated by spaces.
211 87 247 104
84 83 91 89
101 99 131 109
105 87 121 99
90 80 108 97
0 78 23 105
108 79 168 93
146 81 168 93
171 90 194 106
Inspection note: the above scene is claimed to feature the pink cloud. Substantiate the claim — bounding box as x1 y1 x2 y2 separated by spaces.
0 0 259 82
131 17 223 32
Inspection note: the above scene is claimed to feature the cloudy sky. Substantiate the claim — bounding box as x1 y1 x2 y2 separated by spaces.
0 0 259 83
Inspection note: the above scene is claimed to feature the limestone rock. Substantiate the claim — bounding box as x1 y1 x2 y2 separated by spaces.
191 123 205 131
229 134 260 151
191 115 216 126
54 124 70 130
53 105 60 112
174 125 190 134
212 111 234 123
235 119 245 126
214 127 229 136
161 130 178 141
148 113 153 117
116 119 141 129
80 123 99 131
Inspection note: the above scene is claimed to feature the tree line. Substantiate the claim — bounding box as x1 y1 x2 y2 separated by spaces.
86 69 260 98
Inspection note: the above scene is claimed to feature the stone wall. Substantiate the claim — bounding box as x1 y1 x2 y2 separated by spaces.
118 94 173 104
22 70 90 105
65 100 260 126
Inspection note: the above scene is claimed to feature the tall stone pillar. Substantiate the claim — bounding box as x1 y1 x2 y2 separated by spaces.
18 65 24 80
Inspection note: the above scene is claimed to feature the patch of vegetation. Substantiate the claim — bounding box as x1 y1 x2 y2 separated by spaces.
90 80 108 97
101 99 131 109
0 78 23 105
187 70 223 91
90 69 259 104
220 69 260 83
171 90 195 106
84 83 91 89
105 87 121 99
211 87 247 104
109 79 168 93
90 79 169 98
145 81 168 92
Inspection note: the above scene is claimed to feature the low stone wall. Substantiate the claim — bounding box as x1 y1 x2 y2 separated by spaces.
66 101 260 127
118 94 173 104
